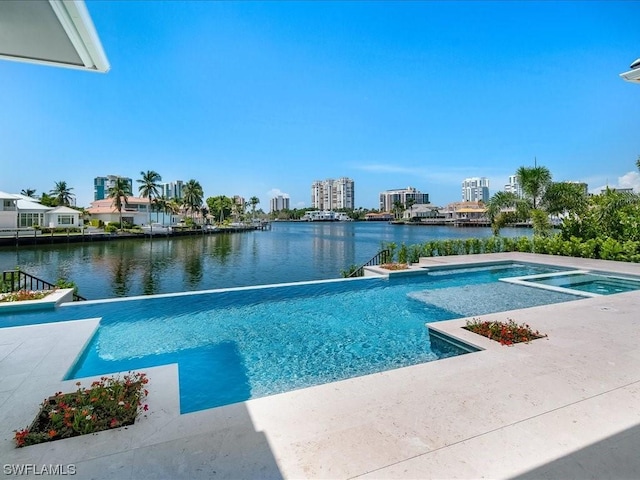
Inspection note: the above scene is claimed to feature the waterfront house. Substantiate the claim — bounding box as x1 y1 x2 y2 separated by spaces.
87 197 181 226
364 212 394 221
301 210 353 221
0 192 82 229
402 204 442 221
441 201 488 225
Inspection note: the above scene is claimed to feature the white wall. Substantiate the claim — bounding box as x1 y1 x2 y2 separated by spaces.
0 211 16 229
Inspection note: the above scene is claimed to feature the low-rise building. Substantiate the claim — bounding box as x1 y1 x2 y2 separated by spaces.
302 210 352 221
0 192 82 229
87 197 180 226
402 204 442 220
364 212 394 221
441 201 487 224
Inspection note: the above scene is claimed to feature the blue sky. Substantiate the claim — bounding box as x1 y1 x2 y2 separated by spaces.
1 1 640 209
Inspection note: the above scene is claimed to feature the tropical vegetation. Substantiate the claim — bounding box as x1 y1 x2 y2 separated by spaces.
182 179 204 220
50 181 75 207
107 177 133 230
137 170 162 226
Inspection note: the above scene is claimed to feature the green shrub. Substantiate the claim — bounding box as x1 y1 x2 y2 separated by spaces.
55 278 79 295
408 245 422 263
600 238 624 261
104 224 117 233
398 243 408 264
515 236 532 252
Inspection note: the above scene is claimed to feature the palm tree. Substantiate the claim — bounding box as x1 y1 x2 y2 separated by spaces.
405 198 416 220
20 188 36 198
154 195 168 223
516 165 552 209
484 191 529 236
392 200 404 220
107 177 132 230
249 196 260 220
50 181 75 206
137 170 162 226
182 179 203 222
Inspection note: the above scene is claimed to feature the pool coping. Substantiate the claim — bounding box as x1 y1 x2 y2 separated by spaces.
1 252 640 479
0 288 75 313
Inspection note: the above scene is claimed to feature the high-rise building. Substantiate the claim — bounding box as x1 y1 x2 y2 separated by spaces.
160 180 184 200
311 178 354 210
379 187 429 212
462 177 490 203
94 175 133 201
270 195 290 212
504 175 522 198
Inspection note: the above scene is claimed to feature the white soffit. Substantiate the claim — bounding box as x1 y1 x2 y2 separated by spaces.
620 58 640 84
0 0 109 73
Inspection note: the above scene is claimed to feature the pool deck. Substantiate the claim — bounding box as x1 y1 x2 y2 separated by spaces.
1 252 640 479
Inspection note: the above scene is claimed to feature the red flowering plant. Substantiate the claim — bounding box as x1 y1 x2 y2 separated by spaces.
380 263 410 271
464 318 547 346
14 372 149 448
0 290 51 303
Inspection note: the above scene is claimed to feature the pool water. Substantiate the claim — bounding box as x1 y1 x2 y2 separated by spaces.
522 272 640 295
1 263 580 413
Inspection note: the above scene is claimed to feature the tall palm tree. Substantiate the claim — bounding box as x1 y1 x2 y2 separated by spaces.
137 170 162 226
20 188 36 198
182 179 203 222
50 181 75 206
516 165 552 209
249 196 260 220
107 177 132 230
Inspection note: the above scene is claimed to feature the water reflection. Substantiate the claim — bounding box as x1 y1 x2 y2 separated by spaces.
0 224 524 300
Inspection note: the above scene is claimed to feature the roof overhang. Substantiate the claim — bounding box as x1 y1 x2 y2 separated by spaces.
620 58 640 84
0 0 109 73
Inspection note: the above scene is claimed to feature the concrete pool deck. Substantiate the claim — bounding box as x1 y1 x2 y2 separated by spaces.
1 252 639 479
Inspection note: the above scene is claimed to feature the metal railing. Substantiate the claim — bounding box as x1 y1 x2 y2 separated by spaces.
347 249 390 278
1 270 86 301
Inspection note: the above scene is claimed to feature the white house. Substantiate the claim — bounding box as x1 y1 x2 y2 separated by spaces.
0 192 82 229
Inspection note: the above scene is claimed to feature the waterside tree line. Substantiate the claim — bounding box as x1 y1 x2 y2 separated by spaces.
381 157 640 265
20 173 265 229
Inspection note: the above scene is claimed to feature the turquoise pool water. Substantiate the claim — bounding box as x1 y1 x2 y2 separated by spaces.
1 263 581 413
523 272 640 295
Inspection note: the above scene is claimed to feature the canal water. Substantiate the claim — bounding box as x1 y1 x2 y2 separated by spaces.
0 222 529 300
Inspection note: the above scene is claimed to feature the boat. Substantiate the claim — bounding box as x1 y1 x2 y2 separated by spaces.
141 223 172 235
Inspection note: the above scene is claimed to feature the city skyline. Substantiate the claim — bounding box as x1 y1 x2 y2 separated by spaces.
1 2 639 209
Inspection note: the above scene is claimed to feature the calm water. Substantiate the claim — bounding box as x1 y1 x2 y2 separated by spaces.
0 222 529 300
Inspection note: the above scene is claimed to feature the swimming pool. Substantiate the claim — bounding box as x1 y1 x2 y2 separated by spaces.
1 263 582 413
501 270 640 297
